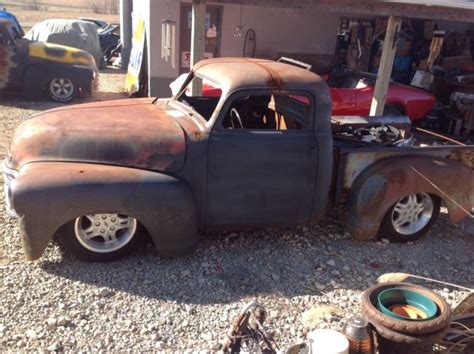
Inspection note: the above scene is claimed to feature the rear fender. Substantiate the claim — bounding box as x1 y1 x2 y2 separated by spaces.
345 156 473 240
22 63 94 99
12 162 198 260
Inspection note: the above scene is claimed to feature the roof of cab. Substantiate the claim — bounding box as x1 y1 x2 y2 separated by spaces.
193 57 326 93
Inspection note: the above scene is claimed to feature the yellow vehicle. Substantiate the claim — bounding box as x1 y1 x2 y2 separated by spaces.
0 18 98 102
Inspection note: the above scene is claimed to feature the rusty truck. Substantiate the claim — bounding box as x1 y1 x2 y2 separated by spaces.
3 58 473 262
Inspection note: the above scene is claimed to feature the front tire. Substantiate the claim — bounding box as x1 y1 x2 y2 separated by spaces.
48 77 76 102
59 213 141 262
380 193 440 242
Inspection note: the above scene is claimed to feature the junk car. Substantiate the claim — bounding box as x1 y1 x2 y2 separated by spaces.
3 58 473 262
25 19 105 69
0 18 98 102
326 70 436 121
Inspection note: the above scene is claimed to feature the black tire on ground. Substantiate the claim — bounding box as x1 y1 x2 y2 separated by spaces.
372 322 449 354
47 77 77 102
362 282 451 336
57 215 142 262
383 105 404 116
379 193 440 242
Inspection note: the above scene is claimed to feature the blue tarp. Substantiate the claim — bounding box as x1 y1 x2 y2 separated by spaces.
0 10 23 35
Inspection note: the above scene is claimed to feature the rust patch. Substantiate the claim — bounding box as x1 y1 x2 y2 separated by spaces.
447 148 474 169
8 98 186 173
345 156 473 240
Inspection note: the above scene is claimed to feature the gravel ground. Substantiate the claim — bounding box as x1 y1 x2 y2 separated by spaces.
0 70 473 352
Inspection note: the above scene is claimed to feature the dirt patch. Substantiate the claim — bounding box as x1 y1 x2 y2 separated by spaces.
3 1 119 30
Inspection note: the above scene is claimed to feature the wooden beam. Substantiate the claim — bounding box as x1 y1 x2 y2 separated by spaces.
191 0 206 67
370 16 402 116
191 0 206 96
212 0 474 23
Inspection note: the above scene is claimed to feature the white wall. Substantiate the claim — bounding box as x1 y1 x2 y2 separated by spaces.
219 4 339 58
136 0 339 96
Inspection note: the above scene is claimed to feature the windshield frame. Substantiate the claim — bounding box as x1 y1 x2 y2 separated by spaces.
170 72 225 129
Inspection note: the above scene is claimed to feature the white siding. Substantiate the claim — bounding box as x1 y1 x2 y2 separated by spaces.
134 0 339 96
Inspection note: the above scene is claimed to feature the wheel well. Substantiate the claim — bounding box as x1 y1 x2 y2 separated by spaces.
384 103 406 115
52 214 153 248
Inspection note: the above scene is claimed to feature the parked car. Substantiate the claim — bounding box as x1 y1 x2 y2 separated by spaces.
25 19 104 68
326 70 436 121
98 24 121 64
0 19 98 102
3 58 472 262
78 19 121 63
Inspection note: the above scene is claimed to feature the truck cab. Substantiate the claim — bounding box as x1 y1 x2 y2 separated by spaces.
172 58 333 229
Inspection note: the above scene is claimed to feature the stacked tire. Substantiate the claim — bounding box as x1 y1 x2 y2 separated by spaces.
362 282 451 354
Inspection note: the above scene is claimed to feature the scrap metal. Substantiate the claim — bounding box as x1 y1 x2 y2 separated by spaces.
223 300 278 353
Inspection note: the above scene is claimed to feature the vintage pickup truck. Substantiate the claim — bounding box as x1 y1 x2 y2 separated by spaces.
3 58 473 262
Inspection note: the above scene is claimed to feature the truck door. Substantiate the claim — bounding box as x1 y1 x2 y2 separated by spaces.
206 90 318 229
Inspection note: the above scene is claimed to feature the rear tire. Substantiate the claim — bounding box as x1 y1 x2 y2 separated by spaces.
48 77 76 102
58 213 141 262
380 193 440 242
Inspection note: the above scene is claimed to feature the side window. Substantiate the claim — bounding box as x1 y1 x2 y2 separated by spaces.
222 91 311 130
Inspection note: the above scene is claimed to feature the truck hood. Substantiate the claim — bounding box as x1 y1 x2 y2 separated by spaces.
8 98 186 172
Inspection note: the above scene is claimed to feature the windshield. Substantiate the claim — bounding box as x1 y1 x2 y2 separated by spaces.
176 75 222 121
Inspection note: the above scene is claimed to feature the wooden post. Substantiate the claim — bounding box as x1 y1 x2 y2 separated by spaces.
119 0 133 68
370 16 402 116
191 0 206 96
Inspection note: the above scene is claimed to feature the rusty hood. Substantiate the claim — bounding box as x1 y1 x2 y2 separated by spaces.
8 98 186 172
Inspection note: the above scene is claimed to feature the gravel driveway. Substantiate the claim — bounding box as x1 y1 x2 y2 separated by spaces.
0 71 473 352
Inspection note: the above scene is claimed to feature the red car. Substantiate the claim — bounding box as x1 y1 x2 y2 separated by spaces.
324 71 435 121
176 70 435 122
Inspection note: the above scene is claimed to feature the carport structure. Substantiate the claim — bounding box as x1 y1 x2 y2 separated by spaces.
186 0 474 115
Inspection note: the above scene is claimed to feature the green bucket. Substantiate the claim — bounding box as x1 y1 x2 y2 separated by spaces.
377 288 438 321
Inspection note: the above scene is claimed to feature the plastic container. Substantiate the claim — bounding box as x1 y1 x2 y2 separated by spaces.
377 288 438 321
308 329 349 354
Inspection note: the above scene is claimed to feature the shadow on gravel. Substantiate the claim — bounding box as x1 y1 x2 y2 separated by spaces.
39 211 474 305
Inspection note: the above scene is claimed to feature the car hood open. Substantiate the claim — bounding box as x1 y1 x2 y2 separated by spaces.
8 98 186 173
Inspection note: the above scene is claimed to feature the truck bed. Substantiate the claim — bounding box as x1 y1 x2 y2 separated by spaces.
331 115 474 205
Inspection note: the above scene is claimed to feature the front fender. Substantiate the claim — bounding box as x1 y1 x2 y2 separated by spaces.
12 162 198 260
345 156 473 240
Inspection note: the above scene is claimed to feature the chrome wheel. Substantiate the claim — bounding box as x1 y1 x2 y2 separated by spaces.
49 78 74 100
74 213 137 253
391 193 434 235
